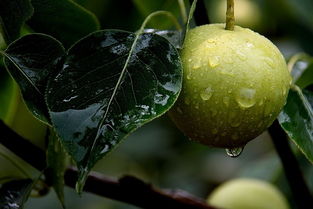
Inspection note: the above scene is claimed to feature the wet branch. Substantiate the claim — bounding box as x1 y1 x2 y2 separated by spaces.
0 120 216 209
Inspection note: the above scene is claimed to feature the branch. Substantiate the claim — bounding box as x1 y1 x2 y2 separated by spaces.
268 120 313 208
0 120 217 209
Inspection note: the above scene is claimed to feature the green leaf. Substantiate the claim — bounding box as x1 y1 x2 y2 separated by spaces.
278 86 313 163
2 34 65 123
27 0 100 48
46 30 182 190
46 129 67 208
0 0 34 44
144 29 182 49
0 179 33 209
296 63 313 89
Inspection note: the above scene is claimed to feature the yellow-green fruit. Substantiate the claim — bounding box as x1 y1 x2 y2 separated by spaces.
207 178 290 209
169 24 291 148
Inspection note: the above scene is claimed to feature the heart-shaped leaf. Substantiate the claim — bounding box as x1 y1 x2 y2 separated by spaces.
0 179 33 209
278 86 313 163
46 30 182 189
2 34 65 123
0 0 33 44
27 0 100 48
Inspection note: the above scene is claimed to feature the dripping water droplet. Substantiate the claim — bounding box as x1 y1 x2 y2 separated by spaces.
225 146 244 158
200 86 213 101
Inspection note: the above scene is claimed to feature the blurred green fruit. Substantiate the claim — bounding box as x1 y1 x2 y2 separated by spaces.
169 24 291 148
207 178 290 209
0 73 19 125
11 95 47 148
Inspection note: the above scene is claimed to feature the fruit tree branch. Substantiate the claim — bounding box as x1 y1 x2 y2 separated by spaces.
0 120 216 209
268 120 313 208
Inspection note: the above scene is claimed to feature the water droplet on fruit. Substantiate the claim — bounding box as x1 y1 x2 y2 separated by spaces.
186 74 192 80
223 96 230 106
236 50 247 60
207 39 215 43
236 88 256 108
200 87 213 101
192 63 201 70
208 56 220 68
246 42 254 48
225 146 244 158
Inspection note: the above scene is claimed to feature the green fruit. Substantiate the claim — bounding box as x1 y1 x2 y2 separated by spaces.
0 73 19 125
169 24 291 148
207 178 290 209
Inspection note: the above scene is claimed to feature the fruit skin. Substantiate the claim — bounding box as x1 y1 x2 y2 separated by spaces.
169 24 291 148
207 178 290 209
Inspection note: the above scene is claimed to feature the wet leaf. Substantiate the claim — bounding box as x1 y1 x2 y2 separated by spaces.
278 86 313 163
2 34 65 123
0 179 33 209
46 30 182 190
0 0 33 44
27 0 100 48
296 62 313 89
144 29 183 49
46 129 67 208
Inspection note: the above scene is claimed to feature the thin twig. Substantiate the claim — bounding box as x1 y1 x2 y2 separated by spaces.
189 0 209 26
268 120 313 208
0 120 217 209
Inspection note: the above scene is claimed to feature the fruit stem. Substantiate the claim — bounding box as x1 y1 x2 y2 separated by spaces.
225 0 235 30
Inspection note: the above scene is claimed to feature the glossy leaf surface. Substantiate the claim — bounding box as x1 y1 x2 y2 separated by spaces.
28 0 100 48
3 34 65 123
46 130 67 207
0 179 33 209
46 30 182 187
278 86 313 163
296 63 313 89
144 29 182 49
0 0 33 44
